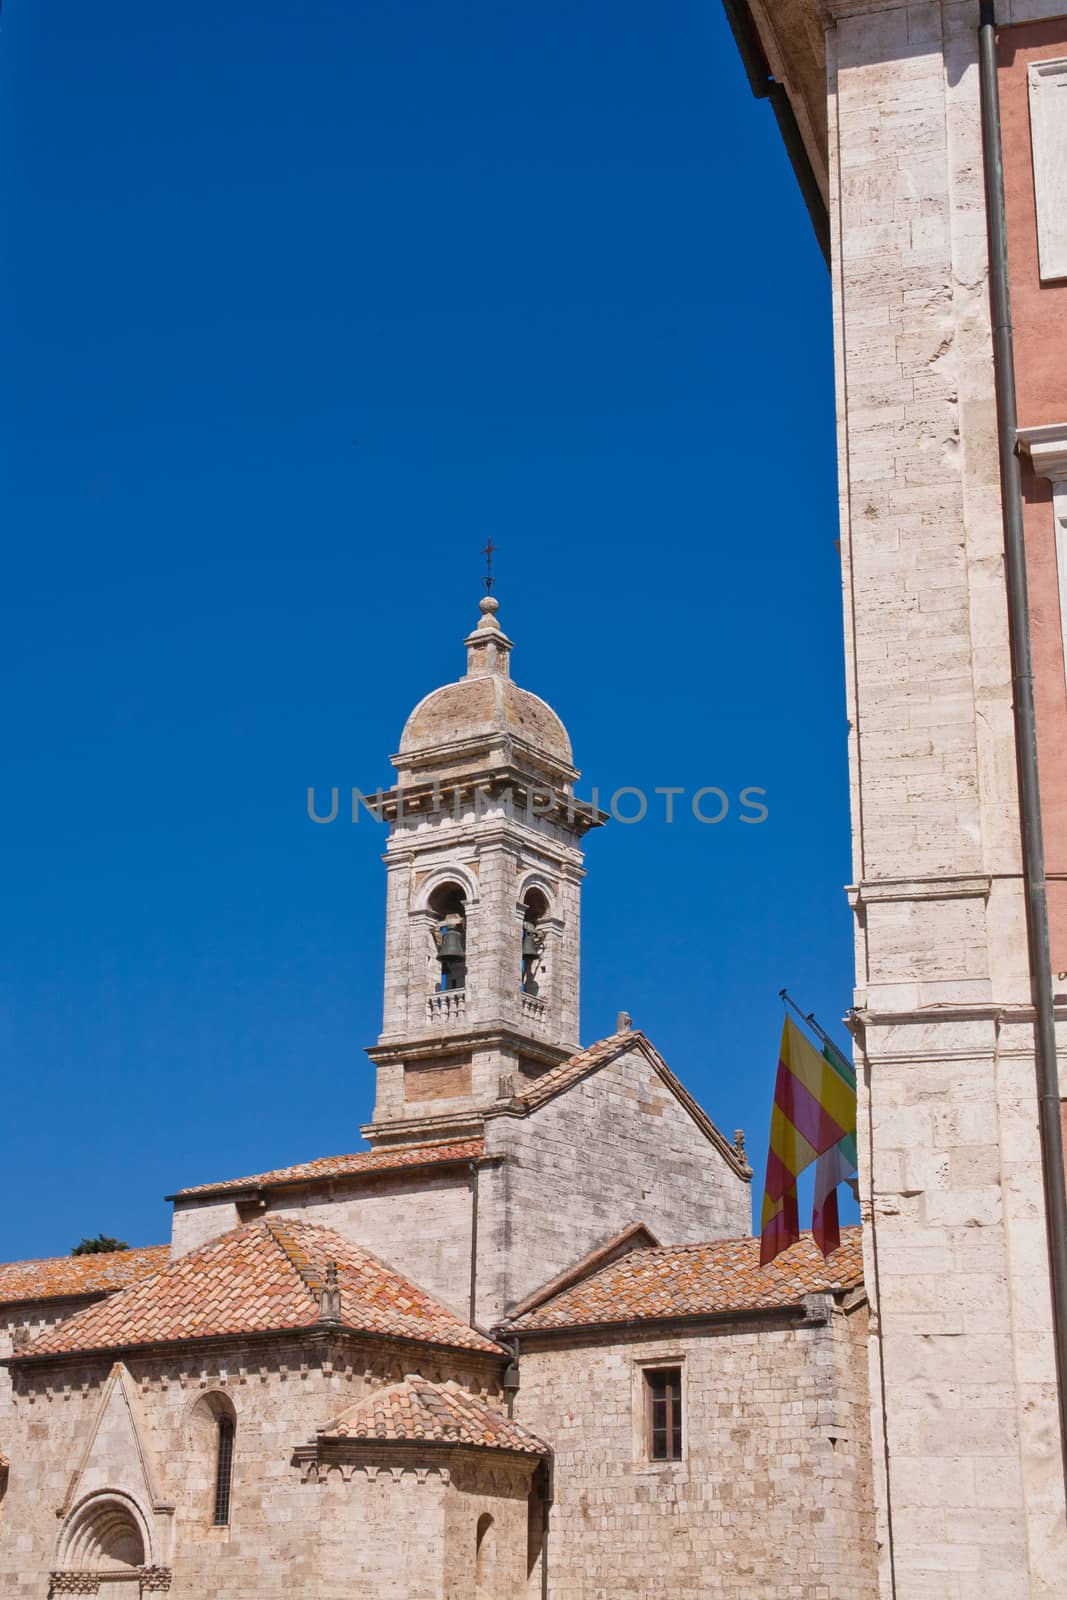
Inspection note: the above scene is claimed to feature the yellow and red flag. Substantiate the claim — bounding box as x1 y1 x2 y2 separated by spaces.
811 1038 859 1257
760 1016 857 1266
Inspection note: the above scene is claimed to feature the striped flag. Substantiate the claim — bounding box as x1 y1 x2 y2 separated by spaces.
812 1041 859 1258
760 1016 857 1266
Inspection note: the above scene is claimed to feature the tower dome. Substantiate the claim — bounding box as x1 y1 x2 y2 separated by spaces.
394 596 574 782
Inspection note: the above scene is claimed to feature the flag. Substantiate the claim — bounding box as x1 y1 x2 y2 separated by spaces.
812 1139 855 1257
760 1017 857 1266
812 1040 858 1258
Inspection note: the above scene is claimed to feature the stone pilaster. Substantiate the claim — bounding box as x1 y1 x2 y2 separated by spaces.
825 2 1067 1593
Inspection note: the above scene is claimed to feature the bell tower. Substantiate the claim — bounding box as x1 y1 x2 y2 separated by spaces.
363 594 604 1146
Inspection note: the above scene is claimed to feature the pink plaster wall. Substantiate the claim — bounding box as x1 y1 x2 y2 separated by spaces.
1000 21 1067 968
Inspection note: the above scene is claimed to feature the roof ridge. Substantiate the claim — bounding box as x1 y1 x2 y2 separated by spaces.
503 1028 751 1181
258 1216 501 1351
13 1214 503 1365
262 1215 330 1301
320 1372 549 1454
0 1243 167 1272
619 1224 864 1260
499 1230 866 1334
168 1136 485 1201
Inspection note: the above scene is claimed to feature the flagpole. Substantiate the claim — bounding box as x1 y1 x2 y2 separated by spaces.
778 987 850 1064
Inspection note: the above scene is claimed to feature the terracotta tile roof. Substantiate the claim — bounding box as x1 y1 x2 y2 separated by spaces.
13 1217 501 1362
499 1029 750 1179
169 1139 483 1201
320 1376 548 1455
505 1223 661 1320
501 1228 864 1333
513 1030 635 1110
0 1246 170 1307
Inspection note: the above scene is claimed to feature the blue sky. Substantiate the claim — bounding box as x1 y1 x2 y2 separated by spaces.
0 1 850 1259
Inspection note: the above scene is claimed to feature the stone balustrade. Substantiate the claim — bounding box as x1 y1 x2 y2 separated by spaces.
427 989 466 1023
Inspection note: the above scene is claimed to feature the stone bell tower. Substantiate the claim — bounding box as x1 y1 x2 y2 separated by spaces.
363 594 603 1146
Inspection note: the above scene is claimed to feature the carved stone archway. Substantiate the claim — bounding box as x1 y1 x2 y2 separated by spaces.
51 1490 171 1595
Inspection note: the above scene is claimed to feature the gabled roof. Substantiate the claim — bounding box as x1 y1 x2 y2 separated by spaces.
500 1228 864 1334
0 1245 170 1308
13 1217 501 1364
320 1376 548 1456
168 1138 483 1202
492 1028 751 1180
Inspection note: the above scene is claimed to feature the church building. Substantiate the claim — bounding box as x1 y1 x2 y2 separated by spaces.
0 597 877 1597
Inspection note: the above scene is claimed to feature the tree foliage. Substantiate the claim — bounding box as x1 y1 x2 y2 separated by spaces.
71 1234 129 1256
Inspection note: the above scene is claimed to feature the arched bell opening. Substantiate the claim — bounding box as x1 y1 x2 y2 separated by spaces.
429 882 468 993
520 888 549 996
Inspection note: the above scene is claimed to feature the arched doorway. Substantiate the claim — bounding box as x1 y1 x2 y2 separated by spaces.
54 1491 154 1594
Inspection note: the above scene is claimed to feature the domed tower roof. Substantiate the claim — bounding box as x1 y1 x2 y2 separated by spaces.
394 597 575 783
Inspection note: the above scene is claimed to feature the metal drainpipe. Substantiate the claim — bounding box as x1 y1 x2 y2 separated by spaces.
978 0 1067 1499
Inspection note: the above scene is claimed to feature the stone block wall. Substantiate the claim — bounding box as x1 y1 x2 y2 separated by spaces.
170 1198 243 1259
825 1 1067 1592
512 1298 876 1600
0 1337 526 1598
477 1044 751 1323
170 1173 475 1320
0 1301 100 1448
172 1048 749 1333
376 794 586 1077
257 1172 476 1320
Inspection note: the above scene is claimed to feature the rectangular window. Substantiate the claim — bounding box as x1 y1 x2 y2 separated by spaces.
645 1366 682 1461
1028 58 1067 282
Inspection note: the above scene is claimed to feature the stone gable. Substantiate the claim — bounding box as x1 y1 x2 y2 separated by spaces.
478 1039 751 1322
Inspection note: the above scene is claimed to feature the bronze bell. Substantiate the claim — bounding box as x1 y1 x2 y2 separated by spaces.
522 929 541 958
440 926 465 958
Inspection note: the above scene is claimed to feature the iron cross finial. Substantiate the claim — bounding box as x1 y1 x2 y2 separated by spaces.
482 538 497 595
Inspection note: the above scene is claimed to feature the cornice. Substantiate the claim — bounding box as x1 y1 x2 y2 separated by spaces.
366 1025 573 1069
6 1322 506 1377
1018 423 1067 484
846 873 992 907
821 0 904 17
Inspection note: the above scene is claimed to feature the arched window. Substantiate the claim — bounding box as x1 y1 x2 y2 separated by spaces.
213 1414 235 1525
188 1391 237 1528
430 883 467 992
520 889 548 995
475 1511 495 1597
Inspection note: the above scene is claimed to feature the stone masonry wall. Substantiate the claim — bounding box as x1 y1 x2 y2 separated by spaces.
513 1299 877 1600
477 1045 751 1324
826 1 1067 1593
169 1044 752 1335
377 795 586 1071
0 1301 99 1456
171 1172 475 1320
170 1197 243 1258
0 1337 522 1599
260 1172 476 1320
